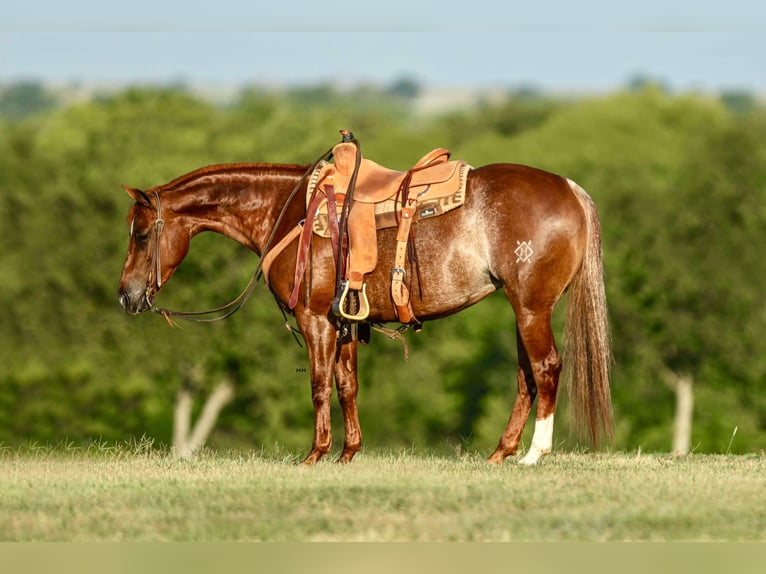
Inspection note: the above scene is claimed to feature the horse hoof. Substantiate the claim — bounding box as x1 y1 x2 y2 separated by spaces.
335 445 361 463
301 450 328 465
518 448 550 466
486 450 509 464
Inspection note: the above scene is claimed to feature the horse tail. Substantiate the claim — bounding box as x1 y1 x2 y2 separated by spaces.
564 180 613 446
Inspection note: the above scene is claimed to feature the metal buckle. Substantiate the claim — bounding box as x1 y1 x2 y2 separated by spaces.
391 267 407 282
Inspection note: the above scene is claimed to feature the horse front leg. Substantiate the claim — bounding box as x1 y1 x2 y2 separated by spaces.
334 336 362 463
298 312 337 465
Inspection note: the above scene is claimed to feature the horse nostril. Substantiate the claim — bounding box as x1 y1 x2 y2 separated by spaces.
119 291 130 311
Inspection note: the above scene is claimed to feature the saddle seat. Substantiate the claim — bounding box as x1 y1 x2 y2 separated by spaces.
332 143 453 204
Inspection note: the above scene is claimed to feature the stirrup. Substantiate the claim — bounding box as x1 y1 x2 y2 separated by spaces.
332 280 370 322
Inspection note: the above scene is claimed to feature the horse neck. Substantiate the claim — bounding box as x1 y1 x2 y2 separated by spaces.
164 164 305 255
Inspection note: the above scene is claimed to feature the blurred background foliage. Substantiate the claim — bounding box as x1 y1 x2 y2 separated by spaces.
0 79 764 455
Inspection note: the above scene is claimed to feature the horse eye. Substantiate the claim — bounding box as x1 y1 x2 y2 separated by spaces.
135 232 150 245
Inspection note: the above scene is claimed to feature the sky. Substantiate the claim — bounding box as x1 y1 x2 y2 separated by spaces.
2 1 765 94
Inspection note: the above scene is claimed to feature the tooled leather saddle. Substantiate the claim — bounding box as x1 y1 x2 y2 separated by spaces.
262 132 470 326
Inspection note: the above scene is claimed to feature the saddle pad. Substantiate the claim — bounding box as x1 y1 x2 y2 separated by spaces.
309 161 470 238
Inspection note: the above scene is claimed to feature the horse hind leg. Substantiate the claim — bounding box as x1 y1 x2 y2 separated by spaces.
487 324 537 463
515 311 562 465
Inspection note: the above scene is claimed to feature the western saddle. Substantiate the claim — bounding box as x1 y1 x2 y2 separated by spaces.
262 131 470 326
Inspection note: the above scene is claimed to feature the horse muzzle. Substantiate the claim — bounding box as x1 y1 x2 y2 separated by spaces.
118 286 152 315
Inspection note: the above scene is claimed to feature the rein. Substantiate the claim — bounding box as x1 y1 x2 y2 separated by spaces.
147 144 337 325
333 130 362 306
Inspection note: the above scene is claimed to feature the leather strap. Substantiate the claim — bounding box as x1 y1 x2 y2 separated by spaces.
289 189 326 308
390 200 418 324
261 222 303 287
332 132 362 318
149 191 165 291
324 184 340 263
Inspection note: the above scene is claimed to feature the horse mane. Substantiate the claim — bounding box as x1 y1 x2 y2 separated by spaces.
149 162 309 193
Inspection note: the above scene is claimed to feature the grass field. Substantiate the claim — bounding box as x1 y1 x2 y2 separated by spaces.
1 443 765 541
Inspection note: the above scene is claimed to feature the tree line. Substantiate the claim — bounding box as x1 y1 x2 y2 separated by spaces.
0 82 764 455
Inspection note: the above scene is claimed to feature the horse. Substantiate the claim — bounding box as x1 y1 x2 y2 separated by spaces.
117 152 612 466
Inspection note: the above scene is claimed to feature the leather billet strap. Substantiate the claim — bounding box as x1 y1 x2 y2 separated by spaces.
390 200 418 324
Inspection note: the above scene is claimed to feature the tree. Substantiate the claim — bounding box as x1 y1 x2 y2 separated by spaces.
172 363 235 458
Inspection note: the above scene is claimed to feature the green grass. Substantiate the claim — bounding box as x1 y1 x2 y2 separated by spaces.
1 442 765 541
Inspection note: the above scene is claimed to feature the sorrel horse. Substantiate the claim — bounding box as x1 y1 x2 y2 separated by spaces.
118 151 612 465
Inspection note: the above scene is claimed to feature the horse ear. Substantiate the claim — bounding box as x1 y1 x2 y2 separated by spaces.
122 185 152 207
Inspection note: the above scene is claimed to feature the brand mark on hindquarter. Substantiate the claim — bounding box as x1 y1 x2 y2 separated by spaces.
515 240 534 263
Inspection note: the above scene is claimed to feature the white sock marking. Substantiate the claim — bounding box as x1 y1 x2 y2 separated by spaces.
519 413 554 466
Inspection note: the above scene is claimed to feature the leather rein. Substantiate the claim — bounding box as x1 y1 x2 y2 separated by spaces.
146 144 337 325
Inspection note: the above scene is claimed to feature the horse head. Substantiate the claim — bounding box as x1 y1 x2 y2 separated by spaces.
118 186 191 315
